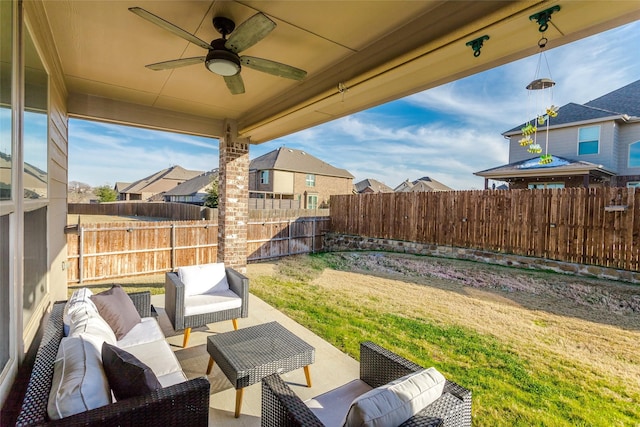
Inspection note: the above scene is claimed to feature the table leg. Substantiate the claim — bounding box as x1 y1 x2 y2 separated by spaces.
206 356 215 375
304 365 312 387
235 388 244 418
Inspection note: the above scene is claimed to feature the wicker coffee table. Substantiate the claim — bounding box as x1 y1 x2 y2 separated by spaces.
206 321 315 418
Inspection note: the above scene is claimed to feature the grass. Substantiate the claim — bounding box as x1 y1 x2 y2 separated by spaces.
250 253 640 427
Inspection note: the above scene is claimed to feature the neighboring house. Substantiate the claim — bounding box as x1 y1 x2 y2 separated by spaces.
113 181 131 194
354 178 394 194
249 147 354 209
475 79 640 189
163 169 219 205
394 176 453 192
118 165 203 201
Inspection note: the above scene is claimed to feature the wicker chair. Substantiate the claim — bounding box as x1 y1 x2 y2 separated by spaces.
261 341 471 427
165 266 249 347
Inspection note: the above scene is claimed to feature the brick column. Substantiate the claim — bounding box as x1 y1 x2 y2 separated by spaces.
218 121 249 273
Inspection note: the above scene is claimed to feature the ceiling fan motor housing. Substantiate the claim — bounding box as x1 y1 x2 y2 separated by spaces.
205 39 241 76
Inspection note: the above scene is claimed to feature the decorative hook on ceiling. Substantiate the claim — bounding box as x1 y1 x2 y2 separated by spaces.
465 35 489 58
337 82 349 102
529 5 561 33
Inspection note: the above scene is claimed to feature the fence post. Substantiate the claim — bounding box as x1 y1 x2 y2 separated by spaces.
78 226 84 284
312 217 316 253
288 219 292 256
171 223 176 271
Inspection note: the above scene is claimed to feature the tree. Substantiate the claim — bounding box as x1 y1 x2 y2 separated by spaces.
204 177 219 208
94 185 117 203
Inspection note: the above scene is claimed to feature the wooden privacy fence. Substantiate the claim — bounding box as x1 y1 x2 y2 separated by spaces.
69 202 210 220
330 187 640 272
67 217 329 283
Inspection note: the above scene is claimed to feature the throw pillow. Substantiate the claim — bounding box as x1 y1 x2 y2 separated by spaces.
47 336 111 420
90 285 141 340
102 342 162 401
63 288 98 336
178 262 229 296
344 367 446 427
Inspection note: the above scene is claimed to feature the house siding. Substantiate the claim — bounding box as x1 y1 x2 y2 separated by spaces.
617 122 640 176
508 121 618 171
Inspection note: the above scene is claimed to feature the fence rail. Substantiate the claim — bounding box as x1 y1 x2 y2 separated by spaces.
67 216 329 283
329 187 640 272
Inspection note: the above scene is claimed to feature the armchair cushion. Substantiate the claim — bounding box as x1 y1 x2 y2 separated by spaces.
344 367 446 427
178 262 229 296
102 343 162 401
183 288 242 316
91 285 142 340
306 379 373 427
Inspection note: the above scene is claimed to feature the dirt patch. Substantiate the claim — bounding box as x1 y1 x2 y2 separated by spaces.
323 252 640 330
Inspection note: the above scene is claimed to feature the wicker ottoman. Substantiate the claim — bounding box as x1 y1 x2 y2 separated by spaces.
206 321 315 417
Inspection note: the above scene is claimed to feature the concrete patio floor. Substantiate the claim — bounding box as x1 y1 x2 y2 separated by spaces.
150 293 360 426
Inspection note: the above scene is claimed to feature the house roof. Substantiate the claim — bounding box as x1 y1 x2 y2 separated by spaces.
163 170 218 196
504 79 640 135
474 155 616 179
354 179 393 193
394 176 452 192
121 165 203 195
250 147 354 179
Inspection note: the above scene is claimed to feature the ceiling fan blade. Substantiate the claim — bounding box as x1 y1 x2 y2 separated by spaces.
225 13 276 54
240 56 307 81
129 7 212 50
146 57 206 71
224 74 245 95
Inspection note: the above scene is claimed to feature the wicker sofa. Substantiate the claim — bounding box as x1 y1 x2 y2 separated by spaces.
15 291 210 426
261 341 471 427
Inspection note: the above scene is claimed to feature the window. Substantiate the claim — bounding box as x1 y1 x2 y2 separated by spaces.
0 215 9 372
260 170 269 184
23 207 47 327
306 174 315 187
629 141 640 168
578 126 599 155
528 182 565 189
306 194 318 209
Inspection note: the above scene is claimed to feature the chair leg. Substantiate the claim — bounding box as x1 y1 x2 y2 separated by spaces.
232 319 238 330
183 327 191 348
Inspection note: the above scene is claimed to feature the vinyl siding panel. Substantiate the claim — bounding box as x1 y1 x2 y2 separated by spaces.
617 122 640 175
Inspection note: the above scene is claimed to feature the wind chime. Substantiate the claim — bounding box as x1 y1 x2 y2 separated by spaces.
519 6 560 165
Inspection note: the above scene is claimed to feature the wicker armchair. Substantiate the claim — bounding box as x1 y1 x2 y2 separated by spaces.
15 292 210 427
261 341 471 427
165 266 249 347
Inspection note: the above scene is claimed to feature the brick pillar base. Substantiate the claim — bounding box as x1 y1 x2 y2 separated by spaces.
218 130 249 273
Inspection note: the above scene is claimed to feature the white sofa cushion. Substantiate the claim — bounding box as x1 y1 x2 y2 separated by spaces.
157 371 189 388
117 317 166 349
306 379 373 427
344 368 446 427
63 288 98 336
47 336 112 420
184 288 242 316
122 339 184 378
67 308 117 352
178 263 229 296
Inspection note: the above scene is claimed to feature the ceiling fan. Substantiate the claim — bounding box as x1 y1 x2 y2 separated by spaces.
129 7 307 95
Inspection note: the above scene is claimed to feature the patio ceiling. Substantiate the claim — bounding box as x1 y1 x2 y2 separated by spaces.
40 1 640 143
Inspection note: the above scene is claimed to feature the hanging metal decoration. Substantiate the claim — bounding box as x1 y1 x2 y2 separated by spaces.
520 7 560 165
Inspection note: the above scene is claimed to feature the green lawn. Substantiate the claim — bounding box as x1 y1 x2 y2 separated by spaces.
250 253 640 427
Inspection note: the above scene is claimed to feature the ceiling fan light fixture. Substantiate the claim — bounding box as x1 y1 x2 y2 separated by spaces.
205 50 241 76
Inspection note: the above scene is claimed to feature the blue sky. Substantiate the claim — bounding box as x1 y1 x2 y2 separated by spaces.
69 20 640 190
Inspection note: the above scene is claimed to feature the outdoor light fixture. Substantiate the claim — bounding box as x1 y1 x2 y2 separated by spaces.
205 47 241 76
